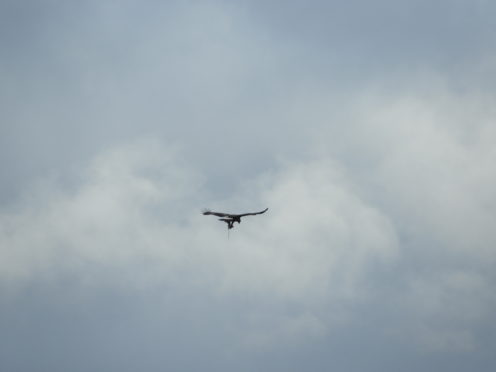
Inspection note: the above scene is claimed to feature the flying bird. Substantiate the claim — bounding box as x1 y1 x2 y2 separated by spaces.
202 208 268 230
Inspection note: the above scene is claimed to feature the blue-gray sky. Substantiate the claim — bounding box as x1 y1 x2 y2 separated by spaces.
1 1 496 371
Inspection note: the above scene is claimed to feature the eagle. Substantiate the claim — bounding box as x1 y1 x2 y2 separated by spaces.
202 208 268 230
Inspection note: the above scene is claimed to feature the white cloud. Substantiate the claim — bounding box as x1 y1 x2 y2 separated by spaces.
340 85 496 352
0 137 400 345
2 79 495 363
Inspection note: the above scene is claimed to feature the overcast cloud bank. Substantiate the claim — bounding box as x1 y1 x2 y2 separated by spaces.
1 1 496 371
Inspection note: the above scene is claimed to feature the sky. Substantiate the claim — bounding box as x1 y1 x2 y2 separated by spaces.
1 0 496 371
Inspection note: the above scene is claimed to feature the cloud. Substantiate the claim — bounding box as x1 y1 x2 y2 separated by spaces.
0 136 397 316
1 1 496 371
0 134 396 367
2 74 496 370
338 85 496 352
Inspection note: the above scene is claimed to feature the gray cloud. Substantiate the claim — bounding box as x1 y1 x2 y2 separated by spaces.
1 1 496 371
0 139 399 370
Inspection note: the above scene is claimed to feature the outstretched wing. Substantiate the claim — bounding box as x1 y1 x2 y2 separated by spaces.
202 209 235 218
237 208 268 218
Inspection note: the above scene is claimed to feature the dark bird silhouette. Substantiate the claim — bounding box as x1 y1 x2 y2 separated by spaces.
202 208 268 230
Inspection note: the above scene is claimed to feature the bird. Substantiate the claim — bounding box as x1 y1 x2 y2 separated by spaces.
202 208 268 230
